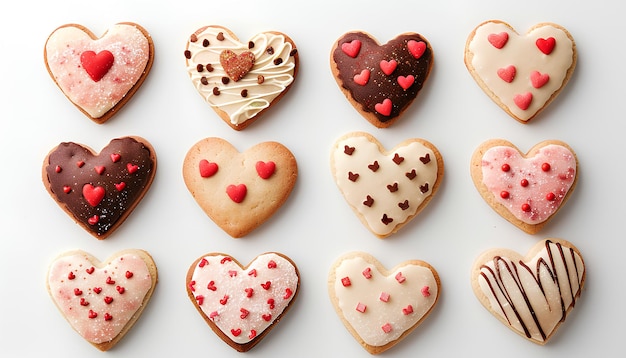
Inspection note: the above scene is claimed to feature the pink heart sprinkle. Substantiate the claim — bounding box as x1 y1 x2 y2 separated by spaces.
514 92 533 110
397 75 415 90
380 59 397 75
353 69 370 85
374 98 392 116
341 40 361 58
488 32 509 49
407 40 426 59
530 71 550 88
497 65 516 83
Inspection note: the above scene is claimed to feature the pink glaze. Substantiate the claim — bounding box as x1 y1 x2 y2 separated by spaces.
481 144 576 224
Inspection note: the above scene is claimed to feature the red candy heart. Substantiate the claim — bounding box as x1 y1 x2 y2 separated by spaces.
82 184 105 207
255 161 275 179
199 159 219 178
80 50 114 82
226 184 247 203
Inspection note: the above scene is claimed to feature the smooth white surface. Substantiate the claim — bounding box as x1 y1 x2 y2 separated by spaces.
1 0 623 356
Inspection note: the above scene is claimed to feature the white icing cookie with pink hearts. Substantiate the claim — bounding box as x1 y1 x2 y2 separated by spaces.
330 132 443 238
182 137 297 238
328 252 440 354
184 25 299 130
470 139 578 234
472 238 585 345
46 249 157 351
464 20 576 123
44 23 154 124
186 252 299 352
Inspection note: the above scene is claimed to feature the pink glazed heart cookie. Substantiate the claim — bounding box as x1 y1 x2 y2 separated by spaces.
331 31 433 128
47 249 158 351
470 139 578 234
183 137 297 237
184 25 299 130
472 239 585 345
328 252 440 354
44 23 154 124
464 20 576 123
42 136 157 239
186 252 300 352
330 132 443 238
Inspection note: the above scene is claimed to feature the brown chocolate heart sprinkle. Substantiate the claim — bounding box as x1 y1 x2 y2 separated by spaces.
217 32 225 41
420 183 429 193
344 146 355 155
257 75 265 84
201 77 208 85
184 50 191 59
212 87 220 95
197 64 204 73
348 172 359 182
222 77 230 85
241 89 248 97
267 47 274 55
203 39 210 47
248 41 255 49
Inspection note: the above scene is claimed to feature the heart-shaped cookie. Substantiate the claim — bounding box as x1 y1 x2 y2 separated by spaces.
330 132 443 238
42 136 157 239
184 25 299 130
472 238 585 345
186 252 300 352
44 23 154 124
47 249 158 351
464 20 576 123
328 252 440 354
183 137 297 238
470 139 577 234
330 31 433 128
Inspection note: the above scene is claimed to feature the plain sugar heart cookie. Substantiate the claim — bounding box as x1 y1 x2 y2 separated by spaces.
184 25 299 130
464 20 576 123
183 137 297 237
330 132 443 238
44 23 154 124
47 249 158 351
470 139 578 234
42 136 157 239
328 252 440 354
330 31 433 128
471 238 585 345
186 252 300 352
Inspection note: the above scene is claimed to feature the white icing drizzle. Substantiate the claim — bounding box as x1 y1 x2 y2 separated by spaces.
477 240 584 343
186 27 296 125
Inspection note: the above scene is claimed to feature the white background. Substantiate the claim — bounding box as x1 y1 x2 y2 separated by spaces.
1 0 624 356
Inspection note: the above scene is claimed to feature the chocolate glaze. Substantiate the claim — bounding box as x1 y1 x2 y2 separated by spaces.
333 32 433 123
45 137 155 237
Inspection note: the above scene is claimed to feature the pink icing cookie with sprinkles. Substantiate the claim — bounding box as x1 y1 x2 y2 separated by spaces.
331 31 433 128
470 139 578 234
46 249 158 351
330 132 444 238
44 23 154 124
182 137 297 238
186 252 300 352
471 238 585 344
328 252 440 354
464 20 576 123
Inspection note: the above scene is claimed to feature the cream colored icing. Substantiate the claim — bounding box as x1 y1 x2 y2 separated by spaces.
480 144 576 224
468 22 574 121
477 240 584 343
332 134 438 236
332 255 438 347
186 27 296 126
189 253 298 344
45 24 151 118
47 252 153 344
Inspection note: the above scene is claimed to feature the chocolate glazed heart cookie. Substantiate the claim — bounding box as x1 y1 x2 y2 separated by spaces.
43 136 157 239
331 31 433 128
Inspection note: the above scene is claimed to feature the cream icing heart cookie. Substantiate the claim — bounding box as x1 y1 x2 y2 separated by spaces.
42 136 157 240
184 25 299 130
472 238 585 345
330 132 443 238
328 252 440 354
47 249 158 351
464 20 576 123
44 23 154 124
330 31 433 128
186 252 300 352
470 139 578 234
183 137 297 237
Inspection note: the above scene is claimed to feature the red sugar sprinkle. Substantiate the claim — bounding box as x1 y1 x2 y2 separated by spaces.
262 314 272 321
421 286 431 297
520 179 529 187
68 272 75 280
268 260 277 269
402 305 414 315
196 295 204 305
86 267 94 274
355 302 367 313
500 191 510 199
220 257 232 264
231 328 242 337
546 192 556 201
542 163 551 172
240 308 249 319
199 258 208 268
125 271 133 279
104 313 113 321
379 292 390 302
267 298 275 309
74 288 82 296
106 277 115 285
341 277 351 287
55 165 62 173
522 203 531 212
249 330 257 339
362 267 372 279
284 288 293 299
208 281 217 291
501 163 511 172
88 310 97 319
382 323 393 333
395 272 406 284
189 280 196 292
245 288 254 298
116 286 125 294
220 295 229 305
261 281 271 290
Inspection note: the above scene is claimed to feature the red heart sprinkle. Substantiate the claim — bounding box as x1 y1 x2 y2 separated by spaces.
249 330 257 339
104 313 113 321
94 166 105 175
226 184 247 203
125 271 133 278
353 69 370 85
536 37 556 55
110 153 121 163
341 40 361 58
530 70 550 88
262 314 272 321
407 40 426 59
74 288 82 296
261 281 271 290
104 296 113 304
231 328 242 337
86 267 94 274
88 215 99 225
116 286 125 294
497 65 516 83
88 310 98 319
63 186 72 194
93 287 102 294
514 92 533 110
380 59 397 75
76 161 85 168
488 32 509 49
82 184 105 207
374 98 393 116
256 161 276 179
397 75 415 90
127 163 139 174
80 50 114 82
199 159 219 178
115 182 126 191
106 277 115 285
267 260 277 269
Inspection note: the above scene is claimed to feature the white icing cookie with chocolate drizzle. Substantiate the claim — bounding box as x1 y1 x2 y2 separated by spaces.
464 20 576 123
184 25 299 130
328 252 440 354
330 132 443 238
471 239 585 345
